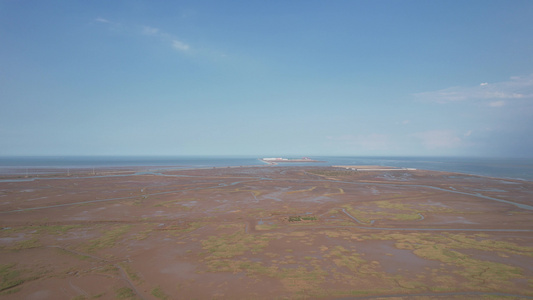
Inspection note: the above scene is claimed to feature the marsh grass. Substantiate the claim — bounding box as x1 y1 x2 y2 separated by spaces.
118 262 141 283
0 224 81 239
150 286 168 300
199 226 533 296
327 208 339 214
286 186 317 194
115 287 136 299
376 232 528 288
0 263 48 295
173 222 203 235
53 247 91 261
95 264 119 276
315 230 533 294
256 224 278 231
308 170 355 177
277 265 328 293
3 238 41 250
0 264 23 293
444 233 533 257
220 259 328 293
133 226 153 241
231 188 262 197
153 197 196 208
342 203 423 223
35 224 82 235
324 188 345 197
86 225 131 251
324 246 371 274
343 198 480 225
202 229 269 260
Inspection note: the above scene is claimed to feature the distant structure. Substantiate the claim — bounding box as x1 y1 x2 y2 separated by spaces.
261 157 322 163
334 165 416 171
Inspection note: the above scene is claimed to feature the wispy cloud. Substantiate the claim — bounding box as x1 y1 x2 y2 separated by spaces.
141 26 159 35
95 17 111 24
142 25 191 52
172 40 190 51
414 74 533 105
96 19 191 53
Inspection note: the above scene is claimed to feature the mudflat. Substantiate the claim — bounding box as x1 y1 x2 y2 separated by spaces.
1 166 532 299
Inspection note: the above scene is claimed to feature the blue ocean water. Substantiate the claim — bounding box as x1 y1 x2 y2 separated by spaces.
0 156 532 181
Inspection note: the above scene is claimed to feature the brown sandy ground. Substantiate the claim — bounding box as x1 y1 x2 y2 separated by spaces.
1 166 533 299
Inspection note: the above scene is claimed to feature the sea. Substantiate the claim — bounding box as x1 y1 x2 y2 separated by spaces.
0 156 532 181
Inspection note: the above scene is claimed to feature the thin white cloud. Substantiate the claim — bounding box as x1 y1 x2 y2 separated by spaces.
172 40 190 51
141 26 191 52
95 17 111 23
414 74 533 104
96 18 191 53
141 26 159 36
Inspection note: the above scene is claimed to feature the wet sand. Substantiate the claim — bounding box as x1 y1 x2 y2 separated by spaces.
1 166 532 299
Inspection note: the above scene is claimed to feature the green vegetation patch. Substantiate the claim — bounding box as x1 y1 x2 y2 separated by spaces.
210 259 328 294
342 203 422 223
172 222 203 235
118 263 141 283
308 170 355 177
255 223 278 231
150 286 169 300
1 224 83 236
115 287 136 299
325 246 366 273
444 233 533 257
39 224 82 235
288 216 317 222
86 225 131 251
286 186 317 194
368 232 530 290
2 238 42 251
315 230 533 295
202 228 270 260
0 264 24 293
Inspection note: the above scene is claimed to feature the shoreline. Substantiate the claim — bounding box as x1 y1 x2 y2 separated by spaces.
0 164 530 186
1 158 532 182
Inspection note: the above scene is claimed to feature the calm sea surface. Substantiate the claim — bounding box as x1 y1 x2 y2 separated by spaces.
0 156 532 181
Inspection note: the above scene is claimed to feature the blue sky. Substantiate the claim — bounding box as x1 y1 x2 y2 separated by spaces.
1 1 533 157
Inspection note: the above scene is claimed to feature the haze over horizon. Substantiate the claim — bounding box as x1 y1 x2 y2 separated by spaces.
1 1 533 158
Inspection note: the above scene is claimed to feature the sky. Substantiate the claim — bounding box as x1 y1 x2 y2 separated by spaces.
1 1 533 157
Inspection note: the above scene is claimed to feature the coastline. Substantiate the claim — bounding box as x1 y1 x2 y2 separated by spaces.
0 156 532 181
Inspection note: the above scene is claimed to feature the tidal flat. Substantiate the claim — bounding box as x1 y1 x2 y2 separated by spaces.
1 166 532 299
